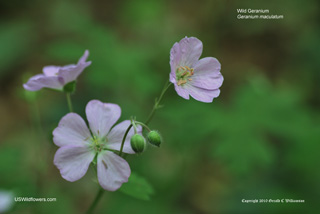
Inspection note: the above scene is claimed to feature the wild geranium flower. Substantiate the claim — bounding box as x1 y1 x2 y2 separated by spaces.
53 100 140 191
169 37 223 103
23 50 91 91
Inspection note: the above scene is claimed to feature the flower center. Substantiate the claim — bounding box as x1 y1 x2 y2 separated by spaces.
91 136 107 153
176 66 194 86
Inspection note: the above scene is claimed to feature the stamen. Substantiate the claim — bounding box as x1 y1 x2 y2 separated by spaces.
185 66 191 71
177 79 187 86
181 71 188 76
180 66 186 71
176 65 195 86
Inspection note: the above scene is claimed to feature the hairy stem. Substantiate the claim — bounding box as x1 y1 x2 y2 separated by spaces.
135 121 151 132
145 81 172 125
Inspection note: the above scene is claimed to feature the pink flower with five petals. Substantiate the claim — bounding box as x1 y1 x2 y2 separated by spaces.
53 100 140 191
170 37 223 103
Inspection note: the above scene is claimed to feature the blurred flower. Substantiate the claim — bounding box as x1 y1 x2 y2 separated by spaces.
0 190 14 213
23 50 91 91
53 100 141 191
169 37 223 103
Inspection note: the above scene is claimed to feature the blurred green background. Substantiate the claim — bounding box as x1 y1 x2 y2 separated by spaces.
0 0 319 213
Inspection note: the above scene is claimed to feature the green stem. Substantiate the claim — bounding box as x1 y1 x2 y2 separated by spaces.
145 81 172 125
119 124 133 157
66 93 73 112
86 188 104 214
131 119 137 134
135 121 151 132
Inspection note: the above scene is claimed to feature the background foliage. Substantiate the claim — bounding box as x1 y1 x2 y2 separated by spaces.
0 0 319 213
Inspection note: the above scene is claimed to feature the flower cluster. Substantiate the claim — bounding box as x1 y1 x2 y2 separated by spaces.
23 36 223 193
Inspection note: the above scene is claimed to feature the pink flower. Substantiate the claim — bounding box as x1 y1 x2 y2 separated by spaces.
53 100 140 191
169 37 223 103
23 50 91 91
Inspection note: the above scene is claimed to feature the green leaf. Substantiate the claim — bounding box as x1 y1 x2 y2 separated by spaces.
119 172 154 200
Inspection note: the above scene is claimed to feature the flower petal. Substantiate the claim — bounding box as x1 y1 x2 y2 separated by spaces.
86 100 121 138
191 74 223 90
193 57 221 76
54 146 95 182
107 120 142 154
43 66 60 76
97 151 131 191
53 113 92 147
174 84 190 100
58 62 91 84
178 37 203 67
58 50 91 84
186 85 220 103
169 42 181 84
191 57 223 90
78 50 89 64
23 74 63 91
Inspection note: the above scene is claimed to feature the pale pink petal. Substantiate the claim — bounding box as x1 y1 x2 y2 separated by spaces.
23 74 64 91
53 113 92 147
178 37 203 67
59 62 91 84
86 100 121 138
97 151 131 191
191 74 223 90
57 50 91 84
169 71 176 84
54 146 95 182
43 66 60 76
107 120 142 154
193 57 221 76
169 42 181 84
174 84 189 100
186 85 220 103
78 50 89 64
191 57 223 90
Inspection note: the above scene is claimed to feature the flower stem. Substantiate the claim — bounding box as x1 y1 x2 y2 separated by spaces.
145 81 172 125
66 93 73 112
135 121 151 132
119 124 133 157
86 188 104 214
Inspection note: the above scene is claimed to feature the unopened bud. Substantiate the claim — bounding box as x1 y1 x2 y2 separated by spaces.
130 134 146 153
147 130 162 147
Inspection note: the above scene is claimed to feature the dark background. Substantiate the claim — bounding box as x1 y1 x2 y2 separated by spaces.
0 0 319 213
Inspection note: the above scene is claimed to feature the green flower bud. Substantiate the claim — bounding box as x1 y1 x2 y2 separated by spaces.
130 134 146 153
147 130 162 147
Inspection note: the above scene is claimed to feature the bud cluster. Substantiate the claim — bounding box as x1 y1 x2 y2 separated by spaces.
129 121 162 154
